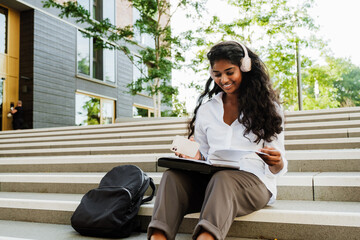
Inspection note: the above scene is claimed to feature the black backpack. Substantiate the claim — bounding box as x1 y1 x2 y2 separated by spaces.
71 165 156 238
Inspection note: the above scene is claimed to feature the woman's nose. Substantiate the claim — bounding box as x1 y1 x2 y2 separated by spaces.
220 75 229 84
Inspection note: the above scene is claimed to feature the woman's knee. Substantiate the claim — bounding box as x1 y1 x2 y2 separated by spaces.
208 170 236 187
159 170 193 195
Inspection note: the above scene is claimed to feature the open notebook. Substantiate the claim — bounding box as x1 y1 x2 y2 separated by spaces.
158 149 267 174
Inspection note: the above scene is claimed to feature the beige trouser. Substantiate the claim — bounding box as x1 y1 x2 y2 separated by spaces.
147 169 271 240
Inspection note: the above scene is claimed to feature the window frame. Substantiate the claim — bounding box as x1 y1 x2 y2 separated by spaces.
76 29 117 84
133 104 154 118
78 0 116 25
75 91 116 126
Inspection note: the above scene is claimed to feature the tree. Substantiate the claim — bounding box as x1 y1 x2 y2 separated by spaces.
83 97 100 125
183 0 328 110
296 55 360 109
43 0 205 117
332 58 360 106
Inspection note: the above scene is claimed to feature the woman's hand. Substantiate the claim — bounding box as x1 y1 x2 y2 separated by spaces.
257 146 284 174
174 137 202 160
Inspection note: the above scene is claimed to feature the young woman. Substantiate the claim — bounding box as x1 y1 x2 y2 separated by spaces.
148 41 287 240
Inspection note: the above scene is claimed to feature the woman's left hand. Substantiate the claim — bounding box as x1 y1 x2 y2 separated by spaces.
257 146 284 174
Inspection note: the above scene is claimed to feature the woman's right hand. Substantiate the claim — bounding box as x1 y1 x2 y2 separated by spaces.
174 137 202 160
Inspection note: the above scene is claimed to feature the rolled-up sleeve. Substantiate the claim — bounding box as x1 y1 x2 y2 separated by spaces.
264 106 288 177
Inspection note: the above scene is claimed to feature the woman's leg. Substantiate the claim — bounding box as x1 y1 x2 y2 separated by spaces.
148 169 209 240
193 170 271 240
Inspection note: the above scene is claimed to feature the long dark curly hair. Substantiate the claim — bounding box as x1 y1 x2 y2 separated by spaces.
188 41 283 143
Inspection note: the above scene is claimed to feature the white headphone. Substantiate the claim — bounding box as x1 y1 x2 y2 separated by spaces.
236 42 252 72
209 41 252 76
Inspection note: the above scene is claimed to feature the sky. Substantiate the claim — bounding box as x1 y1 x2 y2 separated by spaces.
171 0 360 112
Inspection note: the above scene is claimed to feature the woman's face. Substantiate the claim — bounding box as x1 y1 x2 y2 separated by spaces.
211 59 242 95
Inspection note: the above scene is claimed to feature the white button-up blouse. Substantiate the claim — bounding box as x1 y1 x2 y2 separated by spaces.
194 92 288 205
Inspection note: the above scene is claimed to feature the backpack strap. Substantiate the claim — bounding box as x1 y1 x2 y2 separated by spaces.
141 177 156 204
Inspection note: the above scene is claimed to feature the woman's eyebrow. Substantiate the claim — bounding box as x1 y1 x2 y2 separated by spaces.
212 67 235 72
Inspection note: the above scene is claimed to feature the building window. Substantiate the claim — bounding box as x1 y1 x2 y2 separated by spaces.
133 7 155 48
78 0 115 24
77 30 116 83
77 31 90 75
133 105 154 118
76 92 115 126
104 48 115 82
0 7 8 54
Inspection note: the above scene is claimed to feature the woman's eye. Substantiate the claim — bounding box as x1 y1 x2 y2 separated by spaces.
214 74 221 78
226 72 234 76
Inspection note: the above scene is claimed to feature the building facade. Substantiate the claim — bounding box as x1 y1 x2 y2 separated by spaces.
0 0 158 130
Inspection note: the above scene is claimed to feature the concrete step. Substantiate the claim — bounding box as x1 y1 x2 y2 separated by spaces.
284 112 360 124
1 118 359 142
0 220 255 240
0 129 188 144
0 145 172 157
0 123 188 140
0 136 175 150
1 172 358 202
0 118 189 136
0 149 359 173
139 201 360 240
285 112 360 123
285 119 360 131
3 131 360 150
285 137 360 150
1 127 359 147
286 149 360 172
0 192 358 240
0 137 358 157
0 154 169 173
285 127 360 140
284 106 360 117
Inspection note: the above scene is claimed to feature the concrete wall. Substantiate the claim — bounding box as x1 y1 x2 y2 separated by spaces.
32 10 76 128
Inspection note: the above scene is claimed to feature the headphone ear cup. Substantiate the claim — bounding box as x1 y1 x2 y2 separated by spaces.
236 42 251 72
240 56 251 72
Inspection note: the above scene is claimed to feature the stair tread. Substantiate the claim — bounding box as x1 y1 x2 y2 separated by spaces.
0 172 359 187
285 112 360 122
2 128 360 146
0 118 189 135
0 149 359 165
0 123 188 139
0 129 187 144
0 153 167 164
0 138 359 155
284 107 360 116
0 119 359 140
285 119 360 128
0 192 359 227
